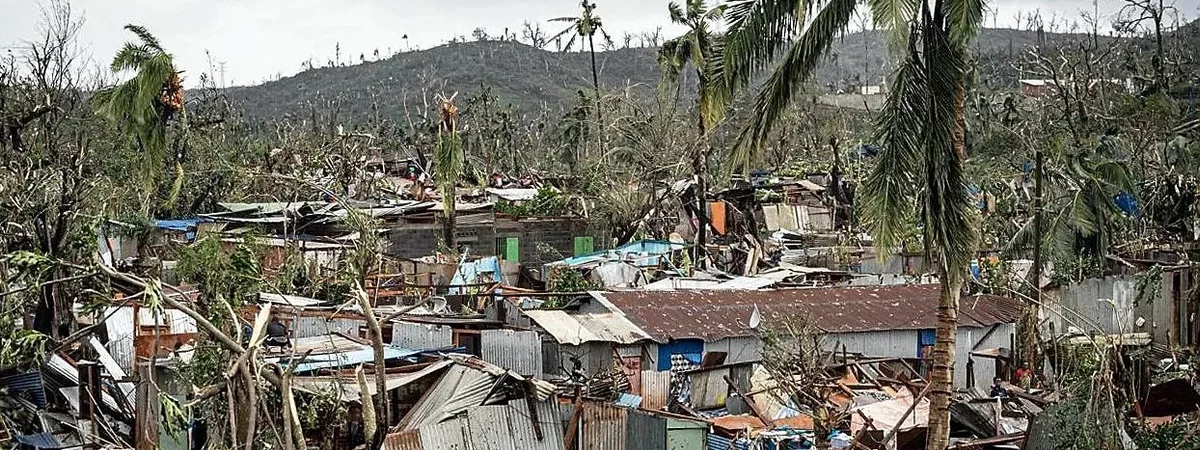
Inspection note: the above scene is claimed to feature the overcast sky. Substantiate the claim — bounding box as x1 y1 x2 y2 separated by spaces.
2 0 1197 88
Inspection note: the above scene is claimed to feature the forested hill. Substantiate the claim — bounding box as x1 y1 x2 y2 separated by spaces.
225 24 1198 123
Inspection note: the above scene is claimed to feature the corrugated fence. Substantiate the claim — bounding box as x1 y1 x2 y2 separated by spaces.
293 316 362 339
580 402 707 450
481 329 543 376
384 399 564 450
392 321 453 349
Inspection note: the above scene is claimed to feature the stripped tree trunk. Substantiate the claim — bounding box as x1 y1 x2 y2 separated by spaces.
926 272 962 450
356 289 389 450
693 112 709 270
927 21 970 449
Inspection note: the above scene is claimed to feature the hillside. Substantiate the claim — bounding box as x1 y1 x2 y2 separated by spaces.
225 41 662 122
225 25 1193 123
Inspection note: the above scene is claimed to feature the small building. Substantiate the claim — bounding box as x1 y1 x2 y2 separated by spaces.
590 284 1022 387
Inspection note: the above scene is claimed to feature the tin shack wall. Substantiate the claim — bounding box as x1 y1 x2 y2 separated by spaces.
293 316 362 339
666 418 707 450
581 402 629 450
417 417 468 449
392 321 453 349
702 336 762 365
481 329 543 376
957 323 1016 386
626 410 668 450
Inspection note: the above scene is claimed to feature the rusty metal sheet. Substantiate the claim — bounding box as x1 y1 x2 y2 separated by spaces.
581 402 629 450
481 329 543 376
382 430 422 450
641 371 671 412
601 286 1022 341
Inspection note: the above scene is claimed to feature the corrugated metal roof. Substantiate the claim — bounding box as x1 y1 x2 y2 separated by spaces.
0 372 46 407
417 416 468 449
41 355 128 421
524 310 650 345
259 293 329 308
601 285 1021 341
382 430 422 450
265 336 426 372
293 360 453 403
641 276 779 291
397 364 499 431
850 389 929 434
481 329 543 376
405 399 564 450
293 317 363 339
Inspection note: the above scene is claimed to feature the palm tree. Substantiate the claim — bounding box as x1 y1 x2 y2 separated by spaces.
659 0 725 267
93 25 184 214
1006 137 1136 266
550 1 613 104
718 1 984 448
434 93 464 253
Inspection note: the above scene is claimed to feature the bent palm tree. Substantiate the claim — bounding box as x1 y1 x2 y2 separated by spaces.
659 0 725 267
1006 137 1136 264
93 25 184 214
719 1 984 448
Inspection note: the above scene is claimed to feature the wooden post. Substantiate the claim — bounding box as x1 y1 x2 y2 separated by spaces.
77 361 100 449
135 364 159 450
524 385 544 441
563 387 583 450
966 358 976 389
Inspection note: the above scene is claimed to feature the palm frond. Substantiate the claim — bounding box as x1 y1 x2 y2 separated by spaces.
1003 215 1035 255
669 1 687 24
919 13 978 278
716 0 808 98
549 25 576 43
868 0 920 46
861 35 927 253
124 24 164 52
704 3 727 20
727 0 858 173
945 0 986 47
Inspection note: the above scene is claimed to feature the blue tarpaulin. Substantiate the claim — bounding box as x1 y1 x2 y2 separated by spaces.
155 218 205 242
449 256 502 295
551 240 687 269
1115 191 1138 216
615 393 643 409
15 433 66 449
